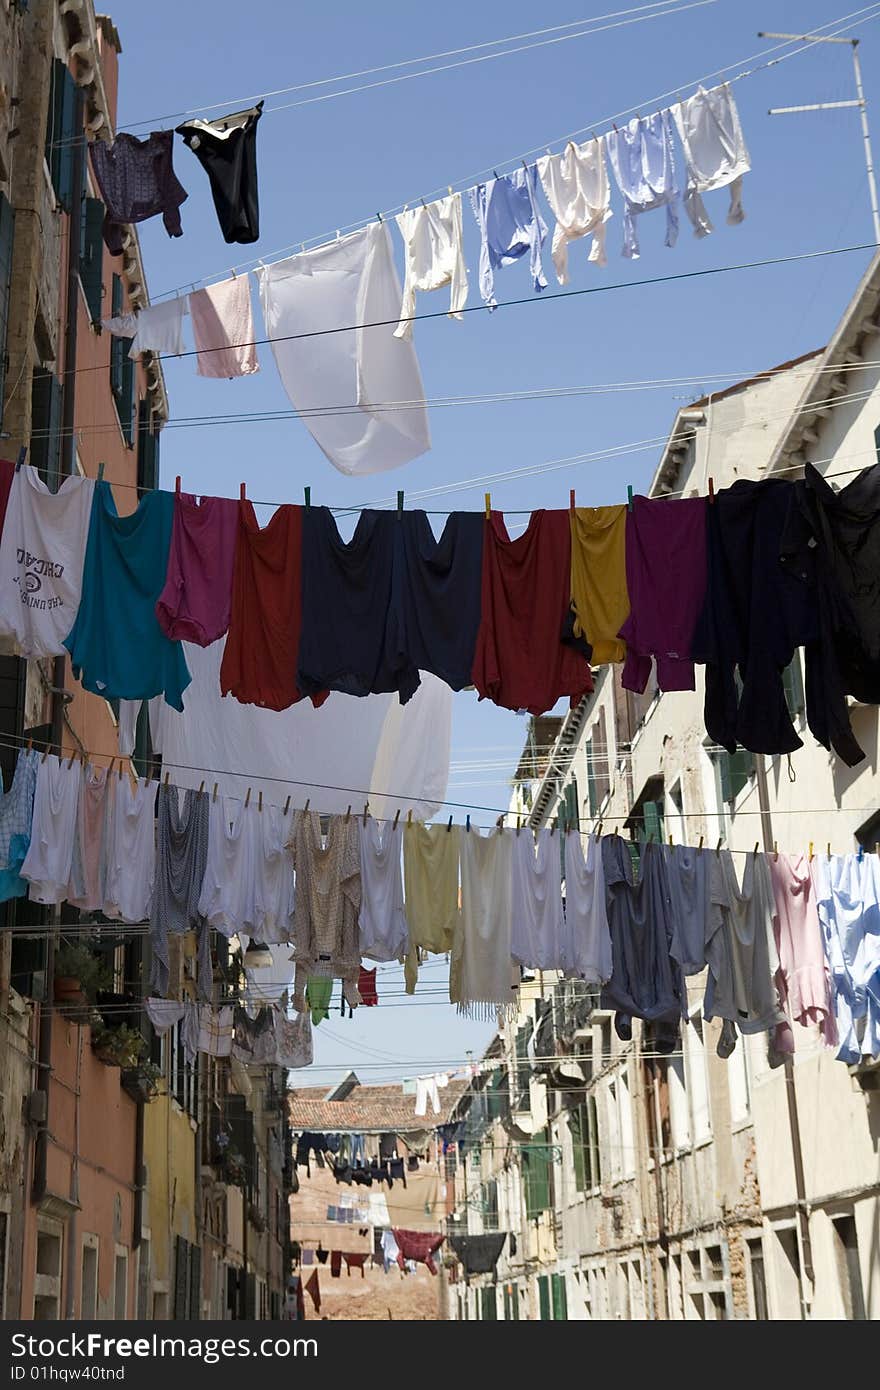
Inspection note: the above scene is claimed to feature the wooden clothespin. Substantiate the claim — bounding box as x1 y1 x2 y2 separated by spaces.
213 782 218 802
198 781 205 796
774 841 778 861
407 809 412 826
244 787 251 808
466 814 471 833
303 798 310 814
164 770 170 787
827 842 831 859
283 795 291 815
447 815 453 833
715 837 723 854
668 834 674 847
753 842 759 856
304 486 311 510
41 744 50 763
597 820 603 838
570 489 576 513
67 748 77 768
485 493 491 520
117 756 123 780
97 462 105 482
345 805 351 821
627 485 634 513
362 802 369 826
15 446 27 473
708 477 715 504
175 475 181 496
376 212 383 223
517 815 522 835
550 818 556 837
258 790 263 812
240 482 246 500
808 841 814 862
392 808 400 829
397 491 404 519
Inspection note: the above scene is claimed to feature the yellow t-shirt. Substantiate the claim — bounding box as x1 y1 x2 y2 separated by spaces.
570 505 630 664
403 822 460 993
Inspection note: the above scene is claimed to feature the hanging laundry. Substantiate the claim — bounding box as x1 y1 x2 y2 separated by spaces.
0 747 39 903
274 1009 314 1068
258 224 430 476
102 775 155 924
0 468 95 659
358 965 378 1006
232 1005 276 1064
242 940 294 1005
21 755 81 906
394 193 468 338
510 828 565 971
366 672 452 823
469 166 548 308
189 274 260 377
306 976 333 1024
414 1072 448 1117
619 494 708 694
176 103 263 244
403 822 460 993
600 836 683 1051
102 298 188 359
671 83 750 238
381 1229 401 1273
568 505 630 665
220 502 325 712
144 998 185 1034
392 1230 444 1274
89 130 188 255
65 483 191 711
769 852 836 1048
67 763 114 913
704 851 786 1053
536 136 612 283
304 1268 321 1314
393 511 485 693
297 508 419 704
359 818 408 963
368 1189 391 1226
0 458 15 535
812 853 880 1064
781 462 880 767
455 827 517 1019
448 1233 507 1275
330 1250 342 1279
150 784 210 1000
606 110 679 259
664 842 727 979
561 832 612 984
155 493 239 647
197 1004 234 1057
344 1253 369 1278
197 792 260 937
289 811 361 1011
472 509 593 715
253 803 296 944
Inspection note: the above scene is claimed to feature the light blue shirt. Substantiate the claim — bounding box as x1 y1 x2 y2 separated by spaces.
469 165 548 309
606 110 679 259
813 853 880 1064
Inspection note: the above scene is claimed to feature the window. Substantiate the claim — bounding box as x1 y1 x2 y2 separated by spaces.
503 1283 519 1320
30 369 63 488
79 196 105 324
617 1070 635 1178
605 1079 622 1180
569 1096 601 1193
81 1240 98 1319
537 1275 551 1320
714 747 755 806
684 1011 711 1144
551 1272 568 1320
683 1246 729 1320
593 707 611 805
522 1136 552 1219
109 274 135 445
45 59 79 211
747 1238 768 1320
480 1286 497 1320
773 1226 804 1320
34 1225 63 1319
114 1250 128 1320
668 1055 691 1150
137 400 161 493
0 193 14 427
832 1215 866 1320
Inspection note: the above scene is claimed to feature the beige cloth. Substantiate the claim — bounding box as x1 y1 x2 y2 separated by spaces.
189 275 260 378
385 1169 442 1231
289 812 361 1009
403 822 460 993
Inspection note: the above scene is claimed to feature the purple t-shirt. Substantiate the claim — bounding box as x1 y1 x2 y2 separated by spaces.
618 494 707 693
155 493 238 647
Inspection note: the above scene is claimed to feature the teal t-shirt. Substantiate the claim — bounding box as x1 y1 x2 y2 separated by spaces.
65 483 191 710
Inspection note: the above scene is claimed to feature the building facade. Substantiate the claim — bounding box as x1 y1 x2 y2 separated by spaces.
448 254 880 1322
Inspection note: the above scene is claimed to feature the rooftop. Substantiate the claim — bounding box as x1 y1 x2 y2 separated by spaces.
288 1077 468 1134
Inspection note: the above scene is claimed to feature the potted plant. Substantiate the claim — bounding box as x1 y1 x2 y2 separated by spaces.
54 943 112 1009
91 1021 148 1069
222 1148 247 1187
121 1059 163 1104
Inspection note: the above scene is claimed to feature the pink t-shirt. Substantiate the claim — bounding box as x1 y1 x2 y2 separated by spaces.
156 493 238 647
769 852 836 1047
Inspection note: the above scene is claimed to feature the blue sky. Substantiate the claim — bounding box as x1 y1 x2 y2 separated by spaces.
111 0 880 1080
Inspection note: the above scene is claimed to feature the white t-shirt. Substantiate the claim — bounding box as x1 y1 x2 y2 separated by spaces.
253 802 295 944
21 756 82 905
457 828 517 1016
103 776 155 923
197 794 260 938
0 469 95 657
510 828 565 970
562 832 612 984
359 818 408 962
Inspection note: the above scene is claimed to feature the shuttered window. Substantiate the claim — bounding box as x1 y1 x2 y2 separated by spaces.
137 400 160 493
30 369 62 488
109 274 134 445
522 1137 552 1219
45 59 79 211
537 1275 551 1320
551 1272 568 1320
0 193 14 426
79 196 105 324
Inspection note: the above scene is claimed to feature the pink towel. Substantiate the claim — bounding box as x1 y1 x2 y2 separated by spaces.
189 275 259 378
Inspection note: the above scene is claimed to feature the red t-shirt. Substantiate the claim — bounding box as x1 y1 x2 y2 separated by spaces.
220 501 327 711
0 460 15 539
472 508 593 715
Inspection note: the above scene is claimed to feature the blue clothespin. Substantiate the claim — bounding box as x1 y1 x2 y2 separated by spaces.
304 486 310 510
466 815 470 833
627 485 634 513
15 447 26 473
858 843 865 862
397 491 404 519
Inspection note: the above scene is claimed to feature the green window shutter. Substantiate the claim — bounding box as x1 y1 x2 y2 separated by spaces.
523 1138 551 1218
537 1275 551 1321
642 799 664 844
782 654 804 720
586 736 598 818
565 779 579 829
188 1243 201 1321
137 400 160 492
30 369 62 488
587 1094 601 1188
509 1284 519 1320
79 197 105 324
0 193 14 425
110 276 135 446
569 1106 586 1193
46 60 79 211
552 1272 568 1320
480 1287 497 1320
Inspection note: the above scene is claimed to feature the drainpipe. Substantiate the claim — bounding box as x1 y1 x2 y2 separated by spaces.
754 754 815 1316
32 91 84 1208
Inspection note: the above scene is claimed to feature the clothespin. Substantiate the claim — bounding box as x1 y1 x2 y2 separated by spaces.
715 837 723 855
827 842 831 859
303 798 310 814
708 477 715 504
668 834 673 847
698 835 704 850
774 841 778 861
258 790 263 812
420 197 427 209
627 485 634 513
198 780 205 795
517 815 522 835
97 462 105 482
67 748 77 769
407 809 412 826
493 170 500 179
345 805 351 821
376 212 383 223
304 486 311 510
550 818 556 837
597 820 603 838
466 815 471 833
647 832 654 845
362 802 369 826
569 489 576 513
242 787 251 809
809 841 814 862
175 475 181 496
15 446 26 473
42 745 50 763
397 491 404 519
448 185 453 195
485 493 491 520
117 757 123 780
283 796 291 815
392 808 400 829
447 816 453 833
240 482 246 500
857 843 864 862
164 770 170 787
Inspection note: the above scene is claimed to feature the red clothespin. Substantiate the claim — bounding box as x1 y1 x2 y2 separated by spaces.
569 489 576 513
240 482 247 500
708 476 715 504
175 475 181 496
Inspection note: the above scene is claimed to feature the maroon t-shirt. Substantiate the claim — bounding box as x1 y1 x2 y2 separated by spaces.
0 460 15 539
472 508 593 715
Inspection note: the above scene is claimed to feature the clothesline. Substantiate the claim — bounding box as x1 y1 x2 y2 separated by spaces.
148 4 879 299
